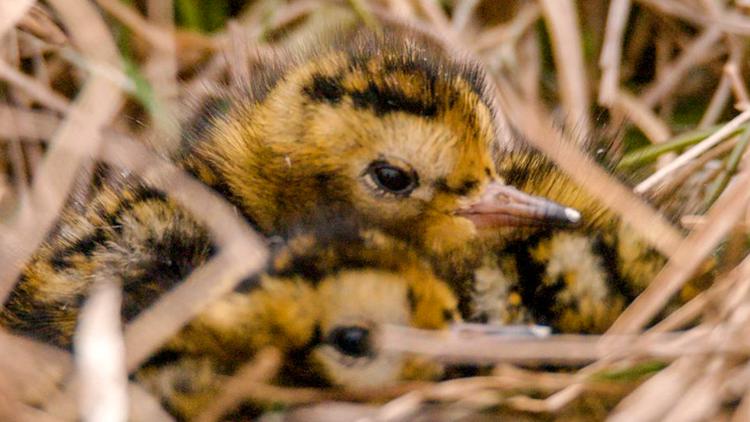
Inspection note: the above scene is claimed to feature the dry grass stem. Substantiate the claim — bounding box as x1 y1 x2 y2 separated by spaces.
74 281 128 422
699 74 732 128
0 0 35 38
16 5 68 46
609 166 750 335
0 330 72 405
650 134 738 201
494 77 683 257
194 348 283 422
450 0 479 32
474 3 539 52
611 90 671 142
609 356 707 422
598 0 631 105
635 108 750 193
726 62 750 110
143 0 181 146
0 0 124 305
95 0 176 51
95 135 268 370
415 0 451 35
0 59 69 112
640 27 723 108
538 0 591 138
641 0 750 36
0 105 61 140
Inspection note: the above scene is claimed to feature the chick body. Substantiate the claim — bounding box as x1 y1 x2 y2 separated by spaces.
178 23 579 286
135 222 459 419
0 16 587 348
1 179 213 347
474 147 710 333
3 192 458 418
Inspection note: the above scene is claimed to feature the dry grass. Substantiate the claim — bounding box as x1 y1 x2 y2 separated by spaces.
1 0 750 420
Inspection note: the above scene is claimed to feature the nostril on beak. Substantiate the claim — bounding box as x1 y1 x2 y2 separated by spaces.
456 181 583 229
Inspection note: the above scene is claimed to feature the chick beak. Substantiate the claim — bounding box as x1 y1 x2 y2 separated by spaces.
456 181 581 229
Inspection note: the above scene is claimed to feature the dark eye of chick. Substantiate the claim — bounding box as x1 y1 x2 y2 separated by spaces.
366 161 418 196
327 326 373 358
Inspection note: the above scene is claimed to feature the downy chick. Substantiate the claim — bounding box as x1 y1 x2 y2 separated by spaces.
473 146 709 333
178 23 581 278
136 221 459 419
3 204 458 419
1 21 577 346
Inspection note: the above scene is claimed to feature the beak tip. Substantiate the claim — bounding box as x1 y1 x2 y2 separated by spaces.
564 207 581 224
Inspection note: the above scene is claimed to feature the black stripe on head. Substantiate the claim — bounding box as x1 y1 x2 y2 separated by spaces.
301 72 439 118
343 25 494 114
434 178 479 196
350 82 437 118
104 187 168 234
49 228 108 270
303 74 345 104
379 53 488 110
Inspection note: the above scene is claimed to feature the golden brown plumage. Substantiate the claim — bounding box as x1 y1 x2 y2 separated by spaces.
471 146 712 333
135 222 458 419
177 23 580 269
0 16 696 415
1 181 212 347
1 21 580 345
1 21 679 343
0 10 725 421
4 202 458 418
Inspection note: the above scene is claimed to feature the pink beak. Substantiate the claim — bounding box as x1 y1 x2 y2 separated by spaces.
455 181 581 229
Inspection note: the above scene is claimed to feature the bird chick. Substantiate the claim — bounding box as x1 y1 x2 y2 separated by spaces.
132 221 459 419
178 23 581 270
1 22 582 333
473 146 710 333
1 178 458 417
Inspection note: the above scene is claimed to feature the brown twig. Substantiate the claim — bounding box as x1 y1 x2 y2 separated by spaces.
539 0 592 138
0 0 35 38
640 27 724 108
609 162 750 335
598 0 631 106
0 0 124 305
494 75 684 257
636 108 750 193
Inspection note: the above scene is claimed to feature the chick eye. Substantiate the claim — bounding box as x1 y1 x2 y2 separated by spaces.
327 326 372 358
366 161 418 196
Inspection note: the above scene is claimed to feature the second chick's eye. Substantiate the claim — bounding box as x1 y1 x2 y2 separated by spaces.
366 161 418 196
327 326 373 358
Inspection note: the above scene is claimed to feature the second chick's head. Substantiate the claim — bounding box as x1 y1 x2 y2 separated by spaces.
179 221 459 391
184 25 580 255
267 221 460 388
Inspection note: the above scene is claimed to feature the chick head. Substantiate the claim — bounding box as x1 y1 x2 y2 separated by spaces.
180 221 458 390
191 25 580 259
271 224 459 389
